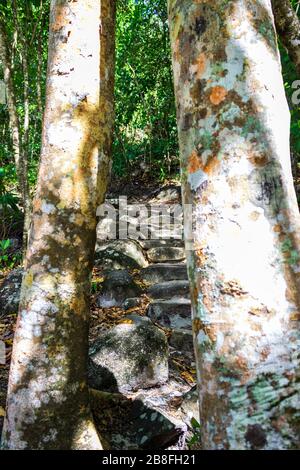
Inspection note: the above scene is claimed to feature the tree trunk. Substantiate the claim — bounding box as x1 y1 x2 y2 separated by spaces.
98 0 116 201
1 0 115 450
0 20 22 192
14 0 32 251
0 16 30 251
168 0 300 449
272 0 300 77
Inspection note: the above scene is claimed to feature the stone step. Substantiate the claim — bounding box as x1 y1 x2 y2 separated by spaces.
147 299 192 330
140 263 188 284
169 329 194 356
148 280 190 300
147 247 186 263
95 239 148 270
139 239 184 250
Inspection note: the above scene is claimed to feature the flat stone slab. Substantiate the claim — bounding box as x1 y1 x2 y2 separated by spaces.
139 239 184 250
148 280 190 300
140 263 188 284
169 329 194 356
147 247 185 263
95 239 148 270
147 299 192 330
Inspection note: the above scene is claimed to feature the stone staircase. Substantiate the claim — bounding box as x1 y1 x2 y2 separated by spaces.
91 185 198 448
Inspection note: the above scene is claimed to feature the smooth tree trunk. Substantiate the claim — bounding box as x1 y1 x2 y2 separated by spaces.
98 0 116 201
1 0 115 450
0 16 30 250
0 21 22 197
168 0 300 449
272 0 300 77
13 0 32 250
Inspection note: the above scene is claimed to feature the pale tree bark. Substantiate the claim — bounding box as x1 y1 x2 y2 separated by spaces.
98 0 116 201
272 0 300 77
12 0 32 249
168 0 300 449
0 20 22 192
1 0 115 450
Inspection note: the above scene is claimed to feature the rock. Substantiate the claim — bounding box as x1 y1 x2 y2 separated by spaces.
88 320 169 393
140 263 188 284
122 297 142 310
90 388 185 450
95 239 148 270
147 299 192 330
96 270 142 308
147 247 185 263
148 280 190 300
0 268 23 317
169 329 194 355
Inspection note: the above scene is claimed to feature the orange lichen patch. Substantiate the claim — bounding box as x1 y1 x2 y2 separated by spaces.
188 149 220 176
250 211 261 221
209 86 228 105
221 280 248 297
188 150 202 173
173 38 180 60
33 198 42 212
248 154 268 167
290 311 300 321
235 355 248 371
248 306 271 316
273 224 282 233
51 5 70 32
205 325 217 343
204 155 220 175
193 318 202 336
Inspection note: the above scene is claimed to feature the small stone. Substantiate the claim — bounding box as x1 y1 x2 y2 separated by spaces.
148 280 190 300
147 299 192 330
122 297 141 310
140 263 188 284
147 247 185 263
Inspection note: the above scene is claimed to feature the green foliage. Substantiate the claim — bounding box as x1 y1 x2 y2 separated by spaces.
0 166 23 241
114 0 179 178
0 238 22 270
0 0 49 190
279 2 300 182
187 417 201 449
0 0 300 206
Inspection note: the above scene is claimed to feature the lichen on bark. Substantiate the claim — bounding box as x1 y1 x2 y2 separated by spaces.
168 0 300 449
1 0 116 450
